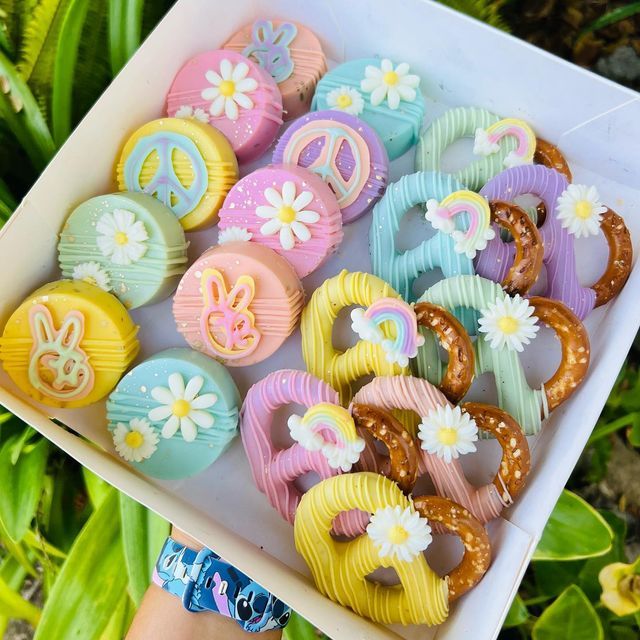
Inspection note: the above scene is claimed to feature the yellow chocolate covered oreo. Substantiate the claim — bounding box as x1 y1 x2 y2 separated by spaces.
116 118 239 231
0 280 139 408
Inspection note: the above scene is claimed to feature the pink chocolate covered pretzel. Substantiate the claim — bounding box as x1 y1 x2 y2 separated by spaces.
353 376 530 524
240 369 369 535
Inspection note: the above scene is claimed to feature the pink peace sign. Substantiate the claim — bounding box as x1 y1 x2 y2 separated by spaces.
273 111 389 223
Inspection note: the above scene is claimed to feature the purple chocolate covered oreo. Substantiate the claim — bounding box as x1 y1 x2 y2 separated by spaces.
272 110 389 223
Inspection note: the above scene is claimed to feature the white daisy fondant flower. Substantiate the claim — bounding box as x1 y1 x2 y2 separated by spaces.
218 226 253 244
556 184 607 238
367 505 432 562
148 373 218 443
256 181 320 250
350 308 384 343
96 209 149 266
360 59 420 110
175 104 209 123
326 85 365 116
418 404 478 464
287 413 365 472
72 261 111 291
113 418 159 462
473 127 500 156
201 59 258 121
478 294 539 352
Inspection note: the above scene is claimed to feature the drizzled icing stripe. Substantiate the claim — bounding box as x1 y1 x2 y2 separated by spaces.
414 275 544 435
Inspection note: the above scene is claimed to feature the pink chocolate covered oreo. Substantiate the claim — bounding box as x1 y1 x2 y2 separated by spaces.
173 241 304 367
272 110 389 223
224 20 327 121
166 50 283 164
218 164 343 278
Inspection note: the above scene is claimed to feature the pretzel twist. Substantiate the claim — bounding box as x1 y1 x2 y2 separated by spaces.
534 138 572 182
414 302 474 404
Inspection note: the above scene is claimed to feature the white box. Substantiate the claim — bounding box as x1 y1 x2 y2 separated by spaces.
1 1 639 638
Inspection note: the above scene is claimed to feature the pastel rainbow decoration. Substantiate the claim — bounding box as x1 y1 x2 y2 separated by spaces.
416 106 534 191
166 50 283 164
312 58 425 160
350 297 425 367
107 348 240 480
241 20 297 83
301 270 409 405
117 117 238 231
474 118 536 169
287 403 365 472
58 192 189 310
425 190 495 259
272 110 389 223
414 275 590 435
0 280 139 408
240 370 368 535
199 268 260 360
174 242 304 367
369 172 476 323
224 19 327 121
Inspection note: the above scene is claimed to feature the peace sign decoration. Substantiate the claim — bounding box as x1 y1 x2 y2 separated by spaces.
272 110 389 223
117 118 239 232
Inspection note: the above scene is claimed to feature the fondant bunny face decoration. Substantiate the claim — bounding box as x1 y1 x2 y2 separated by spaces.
301 271 411 405
28 305 94 401
475 164 632 320
242 20 298 83
415 275 590 435
199 268 260 360
354 376 530 524
294 472 491 625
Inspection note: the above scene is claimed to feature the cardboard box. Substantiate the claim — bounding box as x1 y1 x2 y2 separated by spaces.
1 0 639 638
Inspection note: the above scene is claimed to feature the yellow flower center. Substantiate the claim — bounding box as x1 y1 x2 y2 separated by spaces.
114 231 128 245
278 205 297 224
172 399 191 418
497 316 519 334
125 431 144 449
336 94 353 108
219 80 236 97
388 525 409 544
437 427 458 446
82 276 98 287
383 71 399 86
575 200 593 219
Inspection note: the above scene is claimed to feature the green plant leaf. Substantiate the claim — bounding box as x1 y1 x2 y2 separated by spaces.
99 591 132 640
0 519 36 576
588 413 640 445
580 2 640 37
119 492 169 606
33 488 127 640
535 560 584 598
0 554 29 636
503 593 528 628
534 490 613 561
283 612 326 640
0 48 55 168
532 585 603 640
82 467 111 510
0 573 41 626
0 434 48 542
438 0 509 30
579 511 628 601
108 0 143 75
50 0 89 145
